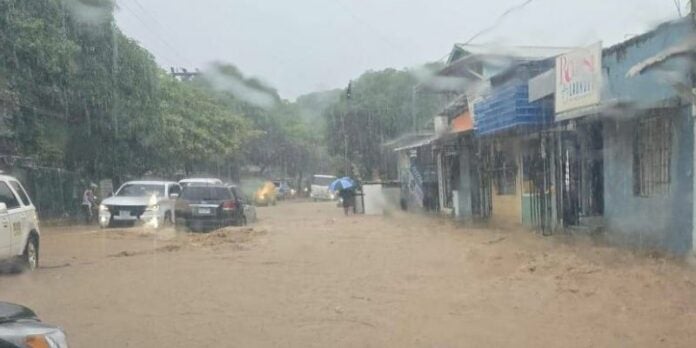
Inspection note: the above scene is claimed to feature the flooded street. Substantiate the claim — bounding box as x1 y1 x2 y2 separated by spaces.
1 201 696 347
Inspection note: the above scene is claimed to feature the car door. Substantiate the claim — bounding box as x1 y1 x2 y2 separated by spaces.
0 181 12 257
0 181 23 257
8 180 34 255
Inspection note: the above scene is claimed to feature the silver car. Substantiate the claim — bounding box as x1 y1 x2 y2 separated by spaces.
99 181 181 228
228 185 257 224
0 302 68 347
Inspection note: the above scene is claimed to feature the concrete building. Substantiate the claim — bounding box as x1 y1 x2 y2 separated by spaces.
565 19 695 253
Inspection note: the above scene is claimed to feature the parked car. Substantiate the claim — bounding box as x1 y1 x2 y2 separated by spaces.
228 184 258 223
254 181 278 206
310 174 337 201
178 177 223 188
273 180 292 200
228 185 257 224
99 181 181 228
175 184 245 232
0 175 40 272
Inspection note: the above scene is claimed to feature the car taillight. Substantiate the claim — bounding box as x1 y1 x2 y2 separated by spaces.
222 201 236 211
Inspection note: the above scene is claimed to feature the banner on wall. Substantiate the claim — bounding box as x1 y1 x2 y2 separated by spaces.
555 42 602 116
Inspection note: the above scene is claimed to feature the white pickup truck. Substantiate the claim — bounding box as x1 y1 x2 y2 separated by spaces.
0 175 40 271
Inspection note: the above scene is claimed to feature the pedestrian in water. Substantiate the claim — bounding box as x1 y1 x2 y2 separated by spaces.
339 188 354 216
82 183 97 224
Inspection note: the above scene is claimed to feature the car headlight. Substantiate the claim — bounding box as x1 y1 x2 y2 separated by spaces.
99 204 108 212
25 330 68 348
145 204 159 212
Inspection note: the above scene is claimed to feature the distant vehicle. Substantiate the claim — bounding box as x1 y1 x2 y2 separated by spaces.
175 184 245 232
0 175 40 271
254 181 278 206
178 178 223 187
273 180 292 200
310 174 337 201
228 184 257 224
99 181 181 228
0 302 68 348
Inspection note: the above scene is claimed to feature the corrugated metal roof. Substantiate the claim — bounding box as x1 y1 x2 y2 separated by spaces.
449 44 573 64
393 134 439 152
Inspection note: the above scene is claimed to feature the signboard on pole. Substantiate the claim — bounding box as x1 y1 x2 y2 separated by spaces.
555 42 602 115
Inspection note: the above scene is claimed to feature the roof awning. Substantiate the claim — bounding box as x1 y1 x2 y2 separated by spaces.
393 135 439 152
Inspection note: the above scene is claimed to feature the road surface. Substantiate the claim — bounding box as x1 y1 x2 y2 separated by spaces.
2 201 696 347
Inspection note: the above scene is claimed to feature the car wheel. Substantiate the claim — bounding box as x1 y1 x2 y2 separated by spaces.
22 236 39 271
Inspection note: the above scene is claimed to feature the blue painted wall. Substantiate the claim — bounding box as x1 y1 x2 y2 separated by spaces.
602 20 693 107
602 107 693 253
597 19 695 253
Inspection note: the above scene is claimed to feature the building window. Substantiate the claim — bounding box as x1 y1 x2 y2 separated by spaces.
633 115 672 197
494 150 517 195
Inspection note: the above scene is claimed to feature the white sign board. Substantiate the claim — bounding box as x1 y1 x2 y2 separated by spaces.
555 42 602 115
529 69 555 102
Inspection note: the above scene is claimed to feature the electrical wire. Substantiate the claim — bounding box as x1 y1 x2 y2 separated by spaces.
332 0 412 54
464 0 535 44
117 0 193 67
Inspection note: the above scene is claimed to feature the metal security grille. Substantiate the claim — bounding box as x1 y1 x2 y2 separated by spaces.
494 150 517 195
633 115 671 197
522 135 554 235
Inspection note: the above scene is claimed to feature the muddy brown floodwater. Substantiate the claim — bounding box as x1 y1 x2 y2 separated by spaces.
2 201 696 347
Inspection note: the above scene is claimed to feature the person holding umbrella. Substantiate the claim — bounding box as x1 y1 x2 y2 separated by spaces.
329 177 356 216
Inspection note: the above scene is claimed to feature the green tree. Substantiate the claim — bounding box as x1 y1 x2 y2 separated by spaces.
322 65 445 179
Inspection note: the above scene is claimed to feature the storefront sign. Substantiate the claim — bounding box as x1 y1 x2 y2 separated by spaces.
555 42 602 115
529 69 554 102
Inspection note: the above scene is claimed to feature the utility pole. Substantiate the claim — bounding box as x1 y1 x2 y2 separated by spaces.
343 81 352 176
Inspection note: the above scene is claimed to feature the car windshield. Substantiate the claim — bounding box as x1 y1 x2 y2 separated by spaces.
181 186 232 201
5 1 696 347
116 184 165 197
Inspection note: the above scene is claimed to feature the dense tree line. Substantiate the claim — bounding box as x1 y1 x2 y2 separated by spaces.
0 0 318 184
322 65 445 180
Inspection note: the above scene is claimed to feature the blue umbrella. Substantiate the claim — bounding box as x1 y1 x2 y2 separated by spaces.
329 177 355 192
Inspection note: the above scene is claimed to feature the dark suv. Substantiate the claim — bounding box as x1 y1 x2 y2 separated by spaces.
174 184 244 232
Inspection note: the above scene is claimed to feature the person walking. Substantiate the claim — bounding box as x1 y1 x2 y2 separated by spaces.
338 187 354 216
82 183 97 224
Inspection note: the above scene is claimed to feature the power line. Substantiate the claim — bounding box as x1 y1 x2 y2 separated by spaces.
117 0 193 67
332 0 412 54
464 0 535 44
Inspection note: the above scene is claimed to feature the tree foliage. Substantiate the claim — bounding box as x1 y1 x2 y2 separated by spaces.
322 66 444 179
0 0 319 184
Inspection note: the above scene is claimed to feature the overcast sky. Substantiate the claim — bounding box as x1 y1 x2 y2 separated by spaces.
114 0 681 99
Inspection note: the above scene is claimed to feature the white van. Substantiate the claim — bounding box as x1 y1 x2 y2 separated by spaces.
310 175 337 201
0 175 40 271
